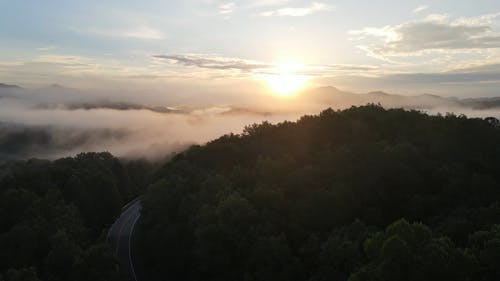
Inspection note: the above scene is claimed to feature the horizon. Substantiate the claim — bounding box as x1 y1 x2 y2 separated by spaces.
1 81 499 161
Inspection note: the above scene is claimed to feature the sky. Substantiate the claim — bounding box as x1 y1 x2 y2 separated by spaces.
1 0 500 97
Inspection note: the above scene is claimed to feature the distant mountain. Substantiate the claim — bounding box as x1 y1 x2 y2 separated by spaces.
2 83 499 114
0 83 24 98
0 83 22 89
303 86 500 110
57 101 178 114
35 83 81 95
461 97 500 109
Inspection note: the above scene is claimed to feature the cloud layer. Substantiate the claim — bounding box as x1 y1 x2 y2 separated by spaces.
351 13 500 59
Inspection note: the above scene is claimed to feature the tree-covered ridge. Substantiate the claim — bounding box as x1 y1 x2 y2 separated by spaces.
137 105 500 281
0 152 153 281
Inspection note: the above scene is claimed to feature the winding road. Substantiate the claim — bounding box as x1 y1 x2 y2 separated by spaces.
107 200 142 281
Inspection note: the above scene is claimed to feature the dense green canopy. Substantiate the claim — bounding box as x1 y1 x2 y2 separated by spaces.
0 152 153 281
137 105 500 281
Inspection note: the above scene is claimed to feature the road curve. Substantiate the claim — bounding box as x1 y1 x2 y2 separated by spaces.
107 200 142 281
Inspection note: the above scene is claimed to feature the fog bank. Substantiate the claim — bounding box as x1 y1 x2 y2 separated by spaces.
0 84 498 161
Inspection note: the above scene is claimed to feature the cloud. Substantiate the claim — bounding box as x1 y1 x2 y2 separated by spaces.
453 12 500 26
118 26 165 40
219 2 235 14
413 5 429 13
260 2 334 17
33 55 90 67
37 46 57 52
248 0 291 8
350 13 500 59
154 54 271 71
73 26 165 40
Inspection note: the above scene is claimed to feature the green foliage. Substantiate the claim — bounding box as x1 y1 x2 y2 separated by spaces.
350 219 476 281
468 225 500 280
137 105 500 281
5 268 40 281
0 152 154 281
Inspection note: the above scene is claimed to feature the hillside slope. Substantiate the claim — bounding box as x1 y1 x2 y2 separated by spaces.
137 105 500 281
0 152 154 281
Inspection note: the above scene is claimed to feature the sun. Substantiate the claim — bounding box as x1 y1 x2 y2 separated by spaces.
263 61 311 96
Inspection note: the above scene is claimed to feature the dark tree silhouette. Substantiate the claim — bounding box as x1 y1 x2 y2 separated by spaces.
136 105 500 281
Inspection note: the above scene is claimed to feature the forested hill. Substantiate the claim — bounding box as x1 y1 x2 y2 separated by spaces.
0 152 154 281
137 105 500 281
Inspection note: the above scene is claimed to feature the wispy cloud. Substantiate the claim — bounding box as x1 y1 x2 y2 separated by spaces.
34 55 90 66
320 64 379 72
118 26 165 40
248 0 291 8
260 2 334 17
73 26 165 40
413 5 429 13
154 54 271 71
219 2 236 14
37 46 57 52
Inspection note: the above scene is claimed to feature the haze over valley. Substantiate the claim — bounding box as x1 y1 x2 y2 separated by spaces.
1 82 499 161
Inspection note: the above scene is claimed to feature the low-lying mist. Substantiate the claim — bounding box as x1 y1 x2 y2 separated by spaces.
0 84 498 161
0 97 300 161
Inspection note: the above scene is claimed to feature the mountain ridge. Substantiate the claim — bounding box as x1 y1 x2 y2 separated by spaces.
303 86 500 110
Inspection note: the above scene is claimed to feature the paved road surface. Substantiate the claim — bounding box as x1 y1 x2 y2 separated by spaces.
107 200 142 281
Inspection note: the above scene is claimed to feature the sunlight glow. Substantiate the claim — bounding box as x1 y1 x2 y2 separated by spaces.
264 61 311 96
